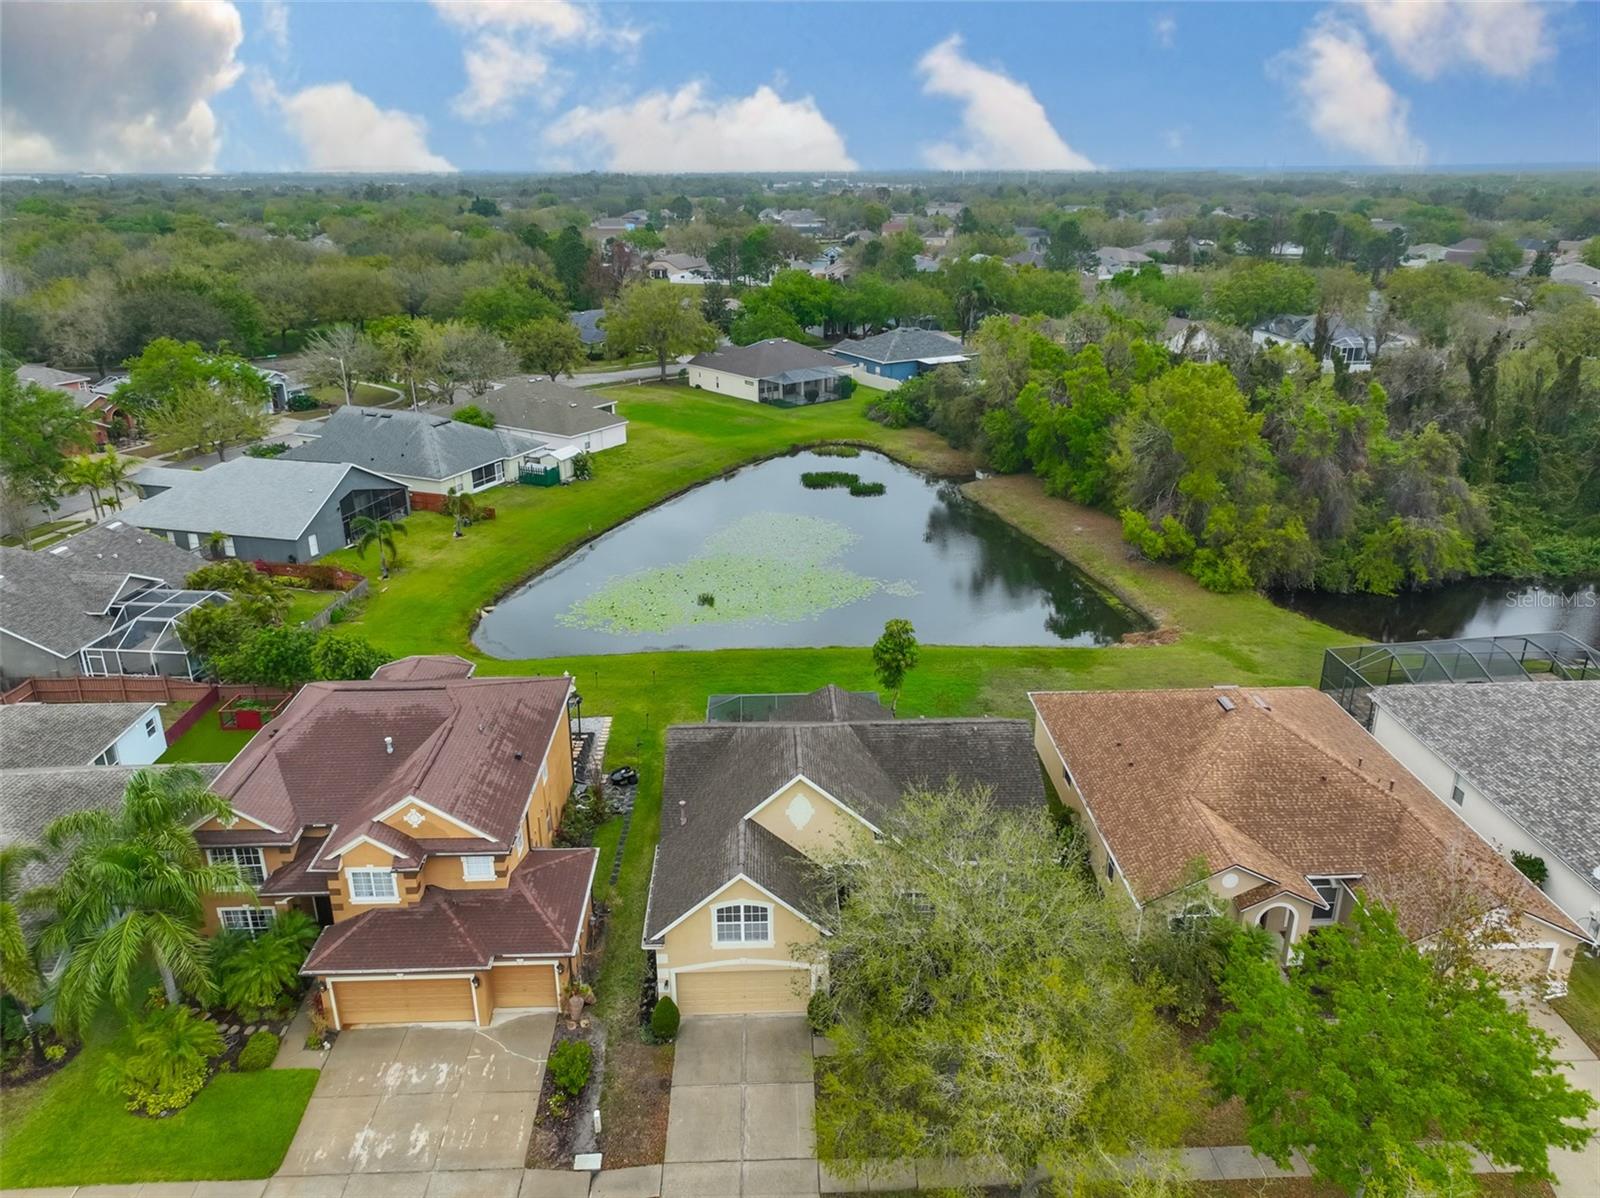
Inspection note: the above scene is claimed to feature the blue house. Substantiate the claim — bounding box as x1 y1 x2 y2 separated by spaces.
828 327 972 385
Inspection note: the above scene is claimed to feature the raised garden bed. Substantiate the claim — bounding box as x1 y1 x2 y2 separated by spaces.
217 694 290 731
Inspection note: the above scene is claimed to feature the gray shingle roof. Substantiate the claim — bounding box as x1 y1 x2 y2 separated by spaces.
646 716 1043 941
688 339 843 381
569 309 606 346
0 521 203 655
130 457 398 541
286 405 544 482
16 364 91 389
0 702 160 768
829 328 968 365
450 380 627 438
1374 681 1600 882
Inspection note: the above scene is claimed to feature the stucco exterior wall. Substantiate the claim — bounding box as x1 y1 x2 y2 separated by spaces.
657 877 821 986
749 777 871 857
687 365 761 401
101 704 167 765
0 631 76 687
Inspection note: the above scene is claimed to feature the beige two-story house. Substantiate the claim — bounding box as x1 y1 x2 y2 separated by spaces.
196 656 597 1029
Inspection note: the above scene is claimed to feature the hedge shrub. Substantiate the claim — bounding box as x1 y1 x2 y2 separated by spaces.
237 1029 280 1072
649 994 680 1043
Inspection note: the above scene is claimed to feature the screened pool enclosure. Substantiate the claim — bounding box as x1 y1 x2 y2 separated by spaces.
79 585 228 679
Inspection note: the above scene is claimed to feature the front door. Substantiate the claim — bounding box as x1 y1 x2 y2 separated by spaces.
313 895 334 927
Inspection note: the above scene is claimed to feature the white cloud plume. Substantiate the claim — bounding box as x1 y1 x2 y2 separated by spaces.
1279 16 1425 165
264 81 455 172
916 35 1097 171
0 0 243 172
1356 0 1553 80
1153 15 1177 49
260 0 289 54
431 0 632 122
548 82 856 172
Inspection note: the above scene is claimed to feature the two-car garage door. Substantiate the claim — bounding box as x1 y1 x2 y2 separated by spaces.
332 977 475 1027
673 967 810 1016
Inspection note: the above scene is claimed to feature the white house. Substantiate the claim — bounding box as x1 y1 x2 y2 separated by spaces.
0 701 168 768
450 379 629 454
1370 681 1600 941
686 339 849 405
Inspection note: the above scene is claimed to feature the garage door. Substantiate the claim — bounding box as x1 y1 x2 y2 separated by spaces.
493 963 558 1009
674 968 810 1016
332 977 474 1027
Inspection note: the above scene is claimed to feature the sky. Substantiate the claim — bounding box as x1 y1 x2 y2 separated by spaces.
2 0 1597 176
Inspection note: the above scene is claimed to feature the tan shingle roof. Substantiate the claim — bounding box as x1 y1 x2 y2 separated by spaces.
1030 686 1584 940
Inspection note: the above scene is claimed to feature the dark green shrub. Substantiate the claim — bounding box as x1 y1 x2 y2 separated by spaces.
245 441 290 458
237 1030 280 1071
287 393 319 412
549 1039 592 1098
555 787 608 847
806 987 835 1034
650 994 680 1042
1511 851 1549 887
837 375 857 399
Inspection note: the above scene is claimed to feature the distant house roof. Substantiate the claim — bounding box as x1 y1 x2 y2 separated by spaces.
285 405 544 482
830 327 970 366
1030 686 1584 940
1005 249 1048 268
1094 246 1151 269
0 702 160 768
371 654 478 681
0 521 203 657
453 379 628 438
16 364 90 389
1372 682 1600 887
688 338 844 382
132 457 401 541
130 465 205 493
646 716 1044 942
569 309 606 346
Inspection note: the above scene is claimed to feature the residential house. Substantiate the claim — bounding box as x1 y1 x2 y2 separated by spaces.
1369 681 1600 942
19 364 130 446
570 309 607 355
925 203 964 220
590 211 648 235
448 378 628 454
1163 317 1226 363
1029 686 1589 993
1555 239 1590 265
765 209 826 236
646 253 716 284
16 364 91 392
1129 239 1175 257
686 339 849 405
642 688 1044 1014
1251 313 1410 372
286 405 546 497
132 457 409 563
0 701 168 768
1444 237 1487 265
0 520 222 686
1550 261 1600 305
828 327 970 388
1401 243 1449 267
1370 218 1405 235
194 663 598 1029
1090 246 1152 280
1014 226 1049 253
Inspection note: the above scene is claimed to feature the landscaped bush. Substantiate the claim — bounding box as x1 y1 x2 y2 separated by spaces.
548 1039 592 1098
837 375 857 399
309 632 392 681
572 451 594 481
237 1030 280 1072
97 1005 222 1115
649 995 680 1043
244 442 290 458
806 987 836 1034
215 911 319 1021
555 787 609 847
1512 851 1549 887
287 393 319 412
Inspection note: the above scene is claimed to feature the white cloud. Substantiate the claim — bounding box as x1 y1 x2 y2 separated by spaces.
1153 15 1177 49
431 0 633 122
1356 0 1552 80
0 0 243 172
264 81 455 172
1279 16 1425 165
916 35 1097 171
260 0 289 54
1164 127 1186 151
548 81 856 172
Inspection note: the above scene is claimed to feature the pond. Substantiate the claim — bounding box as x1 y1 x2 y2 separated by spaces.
472 449 1145 657
1274 579 1600 645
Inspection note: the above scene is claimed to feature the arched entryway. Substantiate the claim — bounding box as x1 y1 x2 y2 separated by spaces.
1255 903 1299 963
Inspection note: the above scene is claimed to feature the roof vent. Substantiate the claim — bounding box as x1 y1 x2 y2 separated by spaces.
513 750 524 761
678 799 687 827
1249 693 1271 710
384 736 394 755
1216 694 1236 713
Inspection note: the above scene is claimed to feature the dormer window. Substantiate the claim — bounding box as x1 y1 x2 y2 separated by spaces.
462 855 495 881
348 867 398 903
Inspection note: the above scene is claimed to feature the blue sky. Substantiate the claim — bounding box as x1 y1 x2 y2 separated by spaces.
3 1 1597 175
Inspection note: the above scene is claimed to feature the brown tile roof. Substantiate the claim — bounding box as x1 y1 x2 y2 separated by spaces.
1030 686 1585 941
371 655 477 682
302 847 598 973
208 674 571 868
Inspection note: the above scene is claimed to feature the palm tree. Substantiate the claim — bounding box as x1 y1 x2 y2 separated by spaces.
205 530 229 561
34 767 244 1033
0 843 48 1064
62 455 105 521
351 514 407 578
442 486 481 539
96 448 134 510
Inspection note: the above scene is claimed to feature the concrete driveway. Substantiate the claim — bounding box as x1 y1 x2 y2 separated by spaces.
663 1016 818 1198
279 1014 554 1177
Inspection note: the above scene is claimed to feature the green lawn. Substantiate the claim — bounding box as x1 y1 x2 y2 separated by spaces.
0 1043 317 1188
283 588 340 625
159 718 259 763
1552 953 1600 1055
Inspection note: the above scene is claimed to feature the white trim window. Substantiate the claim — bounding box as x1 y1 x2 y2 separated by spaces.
219 907 275 936
208 846 267 887
1307 877 1344 923
347 866 399 903
470 461 504 490
713 902 772 947
462 855 496 881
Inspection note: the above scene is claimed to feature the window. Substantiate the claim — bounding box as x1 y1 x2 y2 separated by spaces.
219 907 275 936
1307 877 1343 922
470 461 504 489
92 746 118 765
222 536 236 557
461 855 495 881
1105 855 1116 881
145 717 159 737
208 846 266 887
347 867 398 903
713 903 771 946
185 532 199 550
1450 773 1465 805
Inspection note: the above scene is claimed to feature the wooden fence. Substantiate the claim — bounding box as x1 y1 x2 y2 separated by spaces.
1 675 289 714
